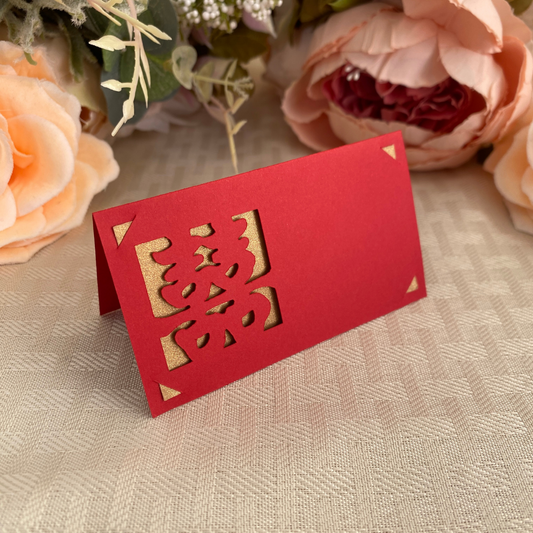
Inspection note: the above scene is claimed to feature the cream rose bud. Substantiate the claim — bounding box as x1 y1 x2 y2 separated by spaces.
0 41 119 265
276 0 533 171
484 104 533 235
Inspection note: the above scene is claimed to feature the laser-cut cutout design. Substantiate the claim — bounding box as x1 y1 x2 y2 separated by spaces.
232 211 271 283
251 286 282 330
190 223 214 238
242 310 255 327
182 283 195 298
207 283 225 300
224 329 236 347
133 208 282 395
197 333 209 348
161 320 195 370
382 144 396 160
135 238 187 318
113 221 133 246
407 276 419 293
159 383 181 401
194 245 219 271
225 264 238 278
206 300 234 315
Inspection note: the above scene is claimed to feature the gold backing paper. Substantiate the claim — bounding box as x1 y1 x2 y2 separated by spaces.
382 145 397 160
194 245 218 271
207 283 225 300
206 300 234 315
224 329 236 347
232 211 270 283
160 321 194 370
159 383 181 401
190 223 215 238
135 238 185 318
113 221 133 246
251 287 282 330
407 276 419 293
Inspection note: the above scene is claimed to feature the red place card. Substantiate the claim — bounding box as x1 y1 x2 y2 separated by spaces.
93 132 426 417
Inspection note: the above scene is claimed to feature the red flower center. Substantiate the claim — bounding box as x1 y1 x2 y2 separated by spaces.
323 66 485 134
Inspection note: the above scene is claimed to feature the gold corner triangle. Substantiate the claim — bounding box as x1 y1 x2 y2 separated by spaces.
407 276 419 294
159 383 181 401
113 221 133 246
382 145 396 160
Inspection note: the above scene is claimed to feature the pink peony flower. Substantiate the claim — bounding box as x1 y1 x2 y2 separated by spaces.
276 1 533 170
0 40 119 264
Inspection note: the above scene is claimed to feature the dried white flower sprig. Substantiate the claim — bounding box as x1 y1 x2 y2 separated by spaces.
87 0 172 135
173 0 281 33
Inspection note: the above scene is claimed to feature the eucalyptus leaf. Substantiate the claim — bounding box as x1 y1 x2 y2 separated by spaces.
232 120 247 135
211 24 269 63
194 61 214 103
171 46 197 89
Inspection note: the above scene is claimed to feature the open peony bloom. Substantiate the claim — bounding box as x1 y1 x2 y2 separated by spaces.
0 41 119 265
279 1 533 170
484 104 533 234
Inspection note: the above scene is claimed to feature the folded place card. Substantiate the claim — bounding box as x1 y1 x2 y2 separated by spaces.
93 131 426 417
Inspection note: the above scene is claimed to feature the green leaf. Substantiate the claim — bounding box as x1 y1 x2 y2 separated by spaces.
211 24 269 63
101 60 148 127
194 61 214 103
329 0 369 12
101 18 129 72
83 8 110 37
120 48 180 102
508 0 533 14
171 45 197 89
138 0 178 54
299 0 331 23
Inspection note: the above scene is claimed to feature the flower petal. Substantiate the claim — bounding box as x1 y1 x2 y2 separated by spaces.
1 77 79 154
0 186 16 231
0 207 46 247
76 133 120 194
8 115 75 216
283 70 329 123
304 3 394 70
53 160 99 234
438 30 505 109
285 115 343 152
0 232 65 265
504 200 533 235
0 41 58 84
403 0 503 54
492 126 533 209
0 128 13 195
492 0 531 43
41 178 77 236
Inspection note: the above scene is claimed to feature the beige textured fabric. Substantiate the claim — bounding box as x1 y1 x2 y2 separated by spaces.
2 70 533 533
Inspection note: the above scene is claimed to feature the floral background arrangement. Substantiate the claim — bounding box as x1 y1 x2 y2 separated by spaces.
1 0 533 264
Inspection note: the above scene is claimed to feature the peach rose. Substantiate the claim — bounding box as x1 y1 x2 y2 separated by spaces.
0 40 119 265
277 0 533 170
484 103 533 234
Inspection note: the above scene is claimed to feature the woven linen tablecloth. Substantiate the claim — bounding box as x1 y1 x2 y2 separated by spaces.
2 66 533 533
